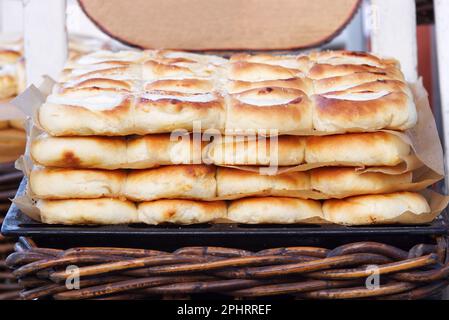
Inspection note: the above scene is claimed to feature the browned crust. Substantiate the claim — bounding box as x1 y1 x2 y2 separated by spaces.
313 92 408 119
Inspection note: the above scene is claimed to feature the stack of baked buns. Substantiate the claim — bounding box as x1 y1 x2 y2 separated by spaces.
0 38 26 164
0 34 129 164
27 49 436 225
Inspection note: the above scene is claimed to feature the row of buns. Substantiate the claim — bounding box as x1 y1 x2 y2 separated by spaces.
31 131 413 169
38 49 417 136
29 165 420 201
34 192 432 226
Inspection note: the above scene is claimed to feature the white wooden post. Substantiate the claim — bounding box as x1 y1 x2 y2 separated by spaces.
23 0 68 86
370 0 418 82
434 0 449 190
0 0 24 34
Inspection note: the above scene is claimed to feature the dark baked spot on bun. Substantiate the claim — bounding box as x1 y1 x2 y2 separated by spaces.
290 97 303 104
103 99 131 115
346 51 369 58
165 210 176 219
62 151 81 167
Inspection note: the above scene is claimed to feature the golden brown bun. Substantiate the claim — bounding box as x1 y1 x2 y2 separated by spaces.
0 75 18 99
0 120 8 130
305 132 410 166
30 168 127 199
0 50 21 64
31 135 128 169
217 167 310 198
126 134 203 168
227 197 323 224
36 198 138 225
207 135 306 166
313 89 416 132
225 87 313 134
133 93 225 134
124 165 216 201
38 89 135 136
0 128 26 163
311 167 413 197
322 192 430 225
138 199 227 225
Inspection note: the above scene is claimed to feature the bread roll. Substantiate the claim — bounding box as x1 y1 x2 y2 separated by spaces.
30 168 126 199
124 165 216 201
0 49 21 99
138 200 226 225
31 135 128 169
217 167 310 198
305 132 410 166
38 88 135 136
207 135 305 166
133 92 225 134
312 88 416 132
311 168 413 197
322 192 431 225
0 128 26 163
228 197 323 224
0 75 17 99
36 198 138 225
225 87 313 134
126 134 203 168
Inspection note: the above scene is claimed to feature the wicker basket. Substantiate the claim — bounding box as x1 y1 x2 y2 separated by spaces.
0 162 23 300
3 236 448 300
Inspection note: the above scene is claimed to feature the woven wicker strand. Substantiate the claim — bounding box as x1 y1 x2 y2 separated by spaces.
0 163 25 300
3 236 448 300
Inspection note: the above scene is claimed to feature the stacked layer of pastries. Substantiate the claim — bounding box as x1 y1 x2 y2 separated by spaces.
0 39 26 163
28 50 434 225
0 35 127 164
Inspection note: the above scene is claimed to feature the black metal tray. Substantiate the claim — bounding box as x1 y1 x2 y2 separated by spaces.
2 178 448 249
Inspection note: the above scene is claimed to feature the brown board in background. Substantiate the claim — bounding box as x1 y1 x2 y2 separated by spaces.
78 0 361 51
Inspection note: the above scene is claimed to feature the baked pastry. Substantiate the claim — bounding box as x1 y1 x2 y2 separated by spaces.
216 167 310 198
206 135 305 166
0 49 23 99
227 197 323 224
31 134 128 169
0 128 26 163
30 168 127 199
311 167 413 197
138 199 227 225
322 192 431 225
312 82 417 132
36 198 139 225
305 132 411 166
225 87 313 134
